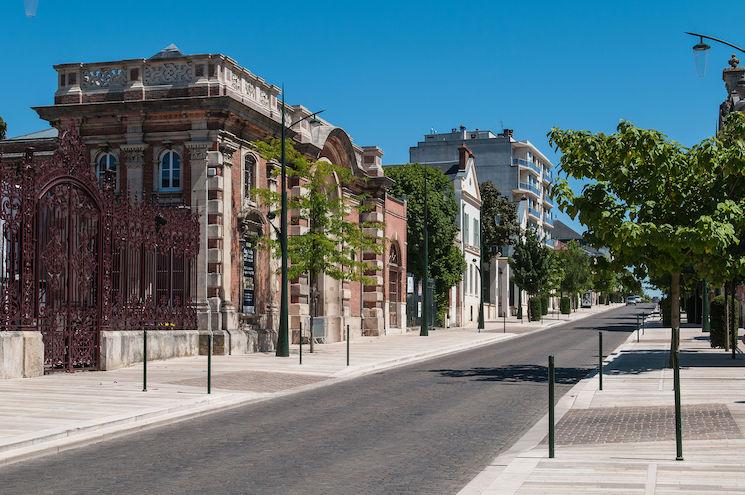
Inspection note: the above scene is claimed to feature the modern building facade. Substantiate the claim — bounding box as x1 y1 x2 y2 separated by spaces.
409 127 555 318
0 45 408 376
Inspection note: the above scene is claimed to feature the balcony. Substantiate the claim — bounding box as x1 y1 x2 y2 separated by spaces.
513 158 542 176
518 182 542 197
528 207 541 220
543 169 553 183
545 238 556 248
543 214 554 226
543 195 554 207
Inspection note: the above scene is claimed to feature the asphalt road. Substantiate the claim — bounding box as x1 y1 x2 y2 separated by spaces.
2 304 650 495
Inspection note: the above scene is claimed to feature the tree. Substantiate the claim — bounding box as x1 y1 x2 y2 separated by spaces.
558 240 592 310
480 181 520 257
509 229 550 319
254 138 382 351
385 164 465 324
549 114 745 358
0 117 6 140
592 257 618 304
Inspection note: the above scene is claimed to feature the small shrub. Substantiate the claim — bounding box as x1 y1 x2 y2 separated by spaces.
529 297 542 321
560 296 571 314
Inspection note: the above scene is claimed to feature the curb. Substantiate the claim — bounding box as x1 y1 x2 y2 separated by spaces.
458 307 646 495
0 304 624 468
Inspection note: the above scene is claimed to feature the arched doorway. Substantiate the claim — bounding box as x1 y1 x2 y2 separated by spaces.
388 243 401 328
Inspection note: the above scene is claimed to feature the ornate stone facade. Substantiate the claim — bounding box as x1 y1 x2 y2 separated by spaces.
29 45 408 353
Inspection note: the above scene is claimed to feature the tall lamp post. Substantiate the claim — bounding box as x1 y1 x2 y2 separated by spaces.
495 194 527 322
421 166 430 336
275 86 324 357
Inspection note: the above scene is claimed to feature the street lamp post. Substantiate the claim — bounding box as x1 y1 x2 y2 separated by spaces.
274 87 324 357
685 32 745 77
421 166 430 336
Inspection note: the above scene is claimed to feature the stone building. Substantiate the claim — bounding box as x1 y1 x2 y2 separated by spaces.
0 45 407 374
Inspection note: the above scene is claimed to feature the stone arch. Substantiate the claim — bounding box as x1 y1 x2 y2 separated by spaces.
318 127 363 176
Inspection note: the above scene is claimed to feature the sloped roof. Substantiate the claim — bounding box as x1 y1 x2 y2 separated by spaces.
6 128 58 140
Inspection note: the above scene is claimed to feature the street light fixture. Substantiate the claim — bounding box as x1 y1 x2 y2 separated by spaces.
685 32 745 78
275 87 325 358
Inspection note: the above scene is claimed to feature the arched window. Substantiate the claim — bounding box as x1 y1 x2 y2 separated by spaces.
160 150 182 192
244 154 256 201
96 152 117 185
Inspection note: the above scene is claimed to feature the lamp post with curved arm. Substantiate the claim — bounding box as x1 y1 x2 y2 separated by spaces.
685 32 745 78
275 88 324 357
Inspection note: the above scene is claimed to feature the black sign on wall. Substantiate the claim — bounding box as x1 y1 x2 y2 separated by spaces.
242 243 255 314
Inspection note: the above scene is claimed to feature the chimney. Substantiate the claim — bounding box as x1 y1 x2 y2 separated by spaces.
362 146 384 176
458 145 474 170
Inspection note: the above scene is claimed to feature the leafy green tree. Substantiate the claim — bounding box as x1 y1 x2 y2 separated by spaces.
592 257 618 304
509 229 550 319
549 114 745 353
480 181 520 257
0 117 6 140
254 138 382 350
558 240 593 310
385 164 466 324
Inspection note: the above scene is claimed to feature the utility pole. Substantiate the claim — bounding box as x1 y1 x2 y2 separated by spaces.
276 86 290 357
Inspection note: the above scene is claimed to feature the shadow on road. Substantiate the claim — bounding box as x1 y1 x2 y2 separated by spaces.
428 364 592 384
604 348 745 375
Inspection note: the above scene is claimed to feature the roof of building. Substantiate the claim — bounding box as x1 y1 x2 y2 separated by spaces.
383 162 460 178
6 128 58 141
552 219 584 242
149 43 185 60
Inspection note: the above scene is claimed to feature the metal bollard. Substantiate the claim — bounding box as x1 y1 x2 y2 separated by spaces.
142 329 148 392
346 324 350 366
207 333 212 395
299 322 303 365
548 354 555 458
503 312 506 333
636 315 640 343
673 349 683 460
598 331 603 391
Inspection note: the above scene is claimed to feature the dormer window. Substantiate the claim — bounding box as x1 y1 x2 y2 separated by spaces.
160 150 182 192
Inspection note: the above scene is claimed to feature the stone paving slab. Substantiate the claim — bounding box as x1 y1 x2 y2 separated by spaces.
459 317 745 495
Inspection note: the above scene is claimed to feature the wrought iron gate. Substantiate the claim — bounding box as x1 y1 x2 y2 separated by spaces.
36 182 102 370
0 127 200 372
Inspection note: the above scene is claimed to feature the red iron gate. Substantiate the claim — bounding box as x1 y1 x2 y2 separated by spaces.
0 127 200 372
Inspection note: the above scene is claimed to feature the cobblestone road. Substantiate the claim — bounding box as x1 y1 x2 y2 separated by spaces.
0 305 644 495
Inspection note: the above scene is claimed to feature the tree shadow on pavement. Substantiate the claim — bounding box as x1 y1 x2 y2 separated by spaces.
604 348 745 375
428 364 592 384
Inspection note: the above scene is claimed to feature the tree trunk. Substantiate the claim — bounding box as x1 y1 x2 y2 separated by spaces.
669 271 681 367
309 272 317 353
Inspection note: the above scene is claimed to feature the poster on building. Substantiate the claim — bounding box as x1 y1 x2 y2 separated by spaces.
407 275 414 294
242 244 256 314
581 291 592 308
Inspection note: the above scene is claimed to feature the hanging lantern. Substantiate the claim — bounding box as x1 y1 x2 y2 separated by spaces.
692 36 711 78
24 0 39 17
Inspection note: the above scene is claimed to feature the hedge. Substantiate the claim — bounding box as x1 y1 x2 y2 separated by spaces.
529 297 542 321
560 296 571 314
709 295 738 348
540 294 549 315
660 297 671 328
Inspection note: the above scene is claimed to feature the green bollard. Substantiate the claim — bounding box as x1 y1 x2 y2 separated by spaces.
598 331 603 391
673 348 683 460
346 324 350 366
503 312 506 333
142 329 148 392
207 333 212 395
299 322 303 365
548 354 555 459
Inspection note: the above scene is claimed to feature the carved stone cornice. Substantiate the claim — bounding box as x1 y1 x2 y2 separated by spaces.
219 141 239 166
185 141 210 162
120 144 147 169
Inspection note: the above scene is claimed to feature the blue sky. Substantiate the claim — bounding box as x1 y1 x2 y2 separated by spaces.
0 0 740 237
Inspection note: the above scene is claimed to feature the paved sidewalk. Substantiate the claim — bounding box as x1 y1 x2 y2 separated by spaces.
460 316 745 495
0 303 619 466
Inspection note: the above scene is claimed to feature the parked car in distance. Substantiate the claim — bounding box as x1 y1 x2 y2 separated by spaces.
633 295 642 304
626 296 637 306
